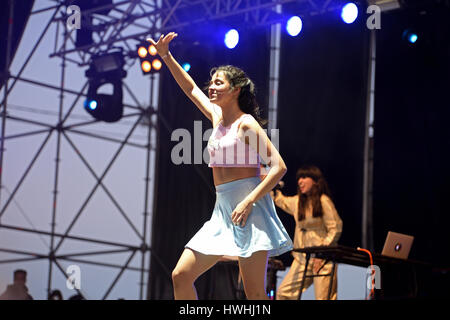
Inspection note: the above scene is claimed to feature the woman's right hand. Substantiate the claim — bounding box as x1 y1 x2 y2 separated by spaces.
146 32 178 57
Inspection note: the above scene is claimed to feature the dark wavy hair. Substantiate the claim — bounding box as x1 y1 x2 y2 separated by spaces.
296 165 332 221
208 65 266 126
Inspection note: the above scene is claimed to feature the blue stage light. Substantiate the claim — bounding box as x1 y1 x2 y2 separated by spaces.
286 16 303 37
402 30 419 44
341 3 358 24
85 99 98 110
182 62 191 72
89 100 98 110
224 29 239 49
408 33 418 43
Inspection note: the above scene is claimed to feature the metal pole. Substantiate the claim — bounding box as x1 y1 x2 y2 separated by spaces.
362 29 376 250
146 73 162 301
47 18 67 297
268 2 281 133
140 74 155 299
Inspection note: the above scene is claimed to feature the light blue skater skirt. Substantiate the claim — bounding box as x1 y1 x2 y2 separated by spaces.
185 176 293 258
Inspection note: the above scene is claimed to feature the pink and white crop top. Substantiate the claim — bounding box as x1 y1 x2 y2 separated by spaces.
208 114 260 168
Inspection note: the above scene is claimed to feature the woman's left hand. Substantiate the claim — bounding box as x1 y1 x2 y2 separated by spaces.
146 32 177 57
231 200 254 227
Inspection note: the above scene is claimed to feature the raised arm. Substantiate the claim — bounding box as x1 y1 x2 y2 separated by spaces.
272 191 297 217
147 33 221 125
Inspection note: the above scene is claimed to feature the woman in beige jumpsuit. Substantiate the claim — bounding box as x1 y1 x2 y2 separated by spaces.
272 165 343 300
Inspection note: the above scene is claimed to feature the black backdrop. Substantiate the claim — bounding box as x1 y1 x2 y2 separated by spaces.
276 11 369 266
373 5 450 268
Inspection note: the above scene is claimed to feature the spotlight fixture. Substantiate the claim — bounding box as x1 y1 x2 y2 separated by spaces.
286 16 303 37
181 62 191 72
403 29 419 44
224 29 239 49
84 51 127 122
341 3 359 24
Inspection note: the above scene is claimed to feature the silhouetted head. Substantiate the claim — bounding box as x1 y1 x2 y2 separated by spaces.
13 269 27 285
48 289 63 300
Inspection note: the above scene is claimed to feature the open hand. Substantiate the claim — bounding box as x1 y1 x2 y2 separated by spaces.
231 200 254 227
146 32 178 57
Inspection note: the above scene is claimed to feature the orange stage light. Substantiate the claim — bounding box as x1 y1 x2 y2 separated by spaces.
152 59 162 71
148 45 158 56
138 46 148 58
141 61 151 73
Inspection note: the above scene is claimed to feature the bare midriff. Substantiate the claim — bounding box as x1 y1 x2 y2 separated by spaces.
212 167 260 187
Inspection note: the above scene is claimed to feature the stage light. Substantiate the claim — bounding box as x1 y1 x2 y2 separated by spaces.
403 30 418 44
142 61 151 73
85 99 98 110
286 16 303 37
137 42 162 74
138 46 148 58
152 59 162 71
148 45 158 56
402 29 419 44
408 33 418 43
224 29 239 49
341 3 358 24
84 51 127 122
182 62 191 72
90 52 124 74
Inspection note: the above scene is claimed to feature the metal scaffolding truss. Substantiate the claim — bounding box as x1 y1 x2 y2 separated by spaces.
0 0 364 300
0 0 167 300
48 0 353 64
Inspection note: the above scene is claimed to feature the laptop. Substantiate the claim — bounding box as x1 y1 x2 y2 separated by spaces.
381 231 414 259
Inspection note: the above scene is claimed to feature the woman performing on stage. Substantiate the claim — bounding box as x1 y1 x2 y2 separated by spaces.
147 32 293 300
272 165 343 300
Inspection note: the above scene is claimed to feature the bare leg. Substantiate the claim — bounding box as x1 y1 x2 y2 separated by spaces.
238 250 270 300
172 248 222 300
